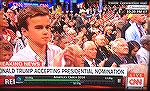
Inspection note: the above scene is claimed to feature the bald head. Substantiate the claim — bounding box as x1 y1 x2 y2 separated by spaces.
111 38 126 49
68 28 76 34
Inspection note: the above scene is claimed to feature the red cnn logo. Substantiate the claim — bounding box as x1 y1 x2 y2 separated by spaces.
127 73 144 87
129 78 143 85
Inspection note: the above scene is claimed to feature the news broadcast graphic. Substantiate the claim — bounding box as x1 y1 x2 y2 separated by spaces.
0 0 149 90
14 75 123 86
127 73 144 88
0 61 43 67
107 1 148 14
0 62 127 87
120 64 148 90
0 66 127 76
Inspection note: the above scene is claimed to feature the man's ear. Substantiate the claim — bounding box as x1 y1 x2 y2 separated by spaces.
21 28 28 37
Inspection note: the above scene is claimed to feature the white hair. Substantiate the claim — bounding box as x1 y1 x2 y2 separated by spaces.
111 38 126 52
83 41 95 50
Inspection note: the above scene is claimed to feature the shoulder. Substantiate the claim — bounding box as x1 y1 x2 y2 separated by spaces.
109 54 119 59
136 47 148 55
126 23 136 31
48 44 62 51
108 54 121 63
84 60 90 67
10 46 32 61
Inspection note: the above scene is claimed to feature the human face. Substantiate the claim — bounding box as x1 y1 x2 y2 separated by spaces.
25 15 51 46
96 36 107 46
92 34 97 42
106 26 113 34
0 13 8 27
145 42 150 51
68 21 74 27
0 50 13 61
81 27 87 34
84 43 97 59
131 47 139 56
60 38 69 49
63 25 69 32
6 9 15 21
137 14 146 24
116 40 129 55
69 31 77 39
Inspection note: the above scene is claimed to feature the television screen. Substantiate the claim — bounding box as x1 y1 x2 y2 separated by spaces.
0 0 149 90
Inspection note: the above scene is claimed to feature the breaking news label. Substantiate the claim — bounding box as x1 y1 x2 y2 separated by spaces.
0 61 127 76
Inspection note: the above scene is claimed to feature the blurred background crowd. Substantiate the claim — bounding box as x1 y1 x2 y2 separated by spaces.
0 0 150 68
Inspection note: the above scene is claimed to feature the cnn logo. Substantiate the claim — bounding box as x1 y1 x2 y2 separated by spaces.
128 78 144 86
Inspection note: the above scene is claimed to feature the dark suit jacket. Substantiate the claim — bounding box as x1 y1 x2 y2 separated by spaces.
121 22 131 39
104 54 135 67
75 16 84 33
96 46 111 61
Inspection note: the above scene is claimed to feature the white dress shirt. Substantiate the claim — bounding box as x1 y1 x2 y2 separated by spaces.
84 57 96 67
125 23 146 44
9 43 65 67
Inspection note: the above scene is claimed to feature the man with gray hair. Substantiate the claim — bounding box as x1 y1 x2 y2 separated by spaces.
104 38 135 67
136 35 150 65
83 41 99 67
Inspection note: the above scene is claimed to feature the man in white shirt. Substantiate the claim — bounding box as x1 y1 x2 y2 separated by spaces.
125 14 146 44
9 6 65 67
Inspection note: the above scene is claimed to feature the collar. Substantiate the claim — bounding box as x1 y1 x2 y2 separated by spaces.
129 20 134 25
26 43 37 58
26 42 50 62
84 57 95 66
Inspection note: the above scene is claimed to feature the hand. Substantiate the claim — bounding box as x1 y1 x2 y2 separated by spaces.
111 62 117 67
98 60 106 67
53 49 67 67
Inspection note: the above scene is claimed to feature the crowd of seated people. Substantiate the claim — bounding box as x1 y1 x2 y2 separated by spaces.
0 4 149 68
